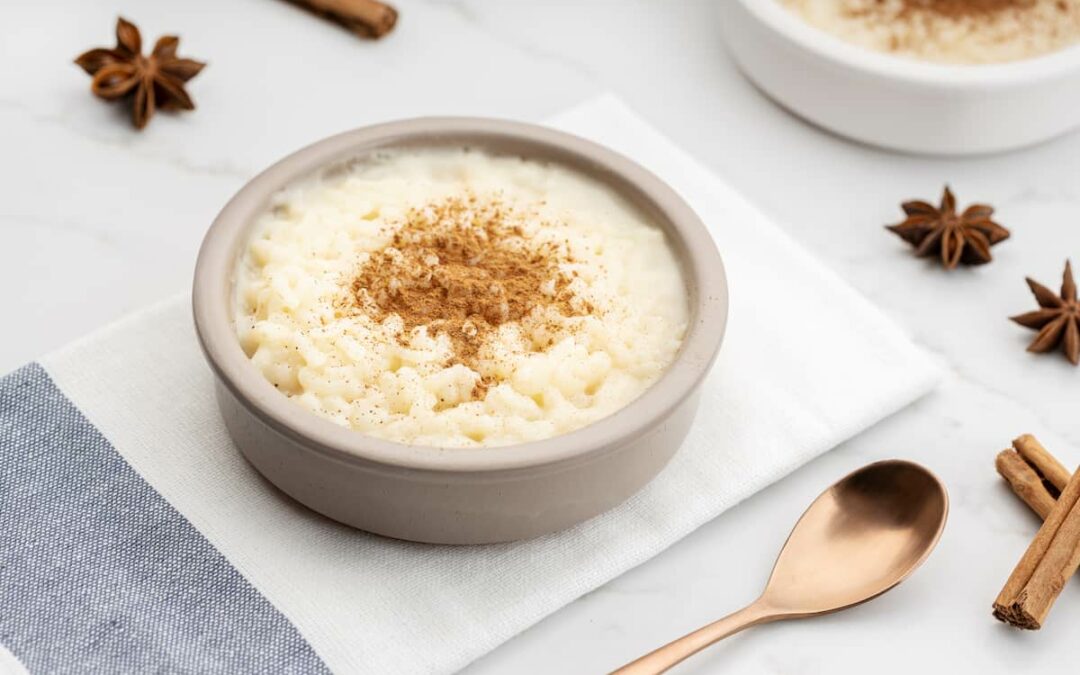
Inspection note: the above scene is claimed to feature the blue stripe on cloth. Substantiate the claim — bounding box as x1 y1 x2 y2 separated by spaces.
0 364 329 674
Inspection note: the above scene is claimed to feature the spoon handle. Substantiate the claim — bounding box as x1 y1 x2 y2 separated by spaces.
610 600 778 675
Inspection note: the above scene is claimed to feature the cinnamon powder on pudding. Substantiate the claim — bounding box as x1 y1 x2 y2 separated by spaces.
347 194 592 391
897 0 1036 16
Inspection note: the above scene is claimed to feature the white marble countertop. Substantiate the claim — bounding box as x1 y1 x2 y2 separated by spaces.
3 1 1079 672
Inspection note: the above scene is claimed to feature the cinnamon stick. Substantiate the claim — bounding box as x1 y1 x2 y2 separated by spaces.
1014 434 1071 493
284 0 398 38
996 449 1057 520
994 465 1080 629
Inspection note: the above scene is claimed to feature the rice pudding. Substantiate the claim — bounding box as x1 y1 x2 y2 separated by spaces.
778 0 1080 64
234 149 689 448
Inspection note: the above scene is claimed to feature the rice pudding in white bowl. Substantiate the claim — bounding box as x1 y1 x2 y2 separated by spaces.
721 0 1080 154
781 0 1080 64
193 119 727 544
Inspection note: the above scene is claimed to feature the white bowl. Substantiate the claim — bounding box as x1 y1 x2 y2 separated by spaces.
720 0 1080 155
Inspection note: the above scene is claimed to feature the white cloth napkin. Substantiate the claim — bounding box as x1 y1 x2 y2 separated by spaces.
37 96 939 674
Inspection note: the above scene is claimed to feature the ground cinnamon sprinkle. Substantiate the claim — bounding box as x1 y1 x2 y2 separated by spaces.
346 193 592 395
897 0 1033 16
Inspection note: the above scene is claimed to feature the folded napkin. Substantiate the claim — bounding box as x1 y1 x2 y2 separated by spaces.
0 96 939 675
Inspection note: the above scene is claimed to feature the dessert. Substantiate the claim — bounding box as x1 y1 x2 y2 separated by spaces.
234 148 689 447
778 0 1080 64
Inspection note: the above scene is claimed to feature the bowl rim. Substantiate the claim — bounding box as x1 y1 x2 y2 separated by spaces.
737 0 1080 88
192 117 728 475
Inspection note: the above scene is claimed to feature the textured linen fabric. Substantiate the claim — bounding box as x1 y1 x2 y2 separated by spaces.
1 97 940 674
0 364 329 674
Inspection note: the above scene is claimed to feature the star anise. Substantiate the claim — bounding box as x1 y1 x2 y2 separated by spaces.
886 186 1010 269
74 17 206 130
1011 260 1080 366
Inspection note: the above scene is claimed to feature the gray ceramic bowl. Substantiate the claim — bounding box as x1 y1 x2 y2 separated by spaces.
192 118 727 544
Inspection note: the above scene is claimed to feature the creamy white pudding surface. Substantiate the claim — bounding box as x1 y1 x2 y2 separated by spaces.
779 0 1080 64
234 149 689 448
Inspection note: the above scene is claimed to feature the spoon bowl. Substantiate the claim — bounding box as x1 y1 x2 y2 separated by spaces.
613 460 948 674
764 460 948 615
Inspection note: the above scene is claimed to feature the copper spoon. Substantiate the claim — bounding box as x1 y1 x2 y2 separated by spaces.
612 460 948 675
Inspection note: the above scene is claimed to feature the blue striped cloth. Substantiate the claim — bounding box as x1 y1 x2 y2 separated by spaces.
0 364 328 673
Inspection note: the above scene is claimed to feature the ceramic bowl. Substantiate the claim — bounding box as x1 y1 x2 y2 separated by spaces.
192 118 728 544
721 0 1080 155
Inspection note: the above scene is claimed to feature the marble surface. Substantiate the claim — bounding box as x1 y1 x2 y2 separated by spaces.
2 1 1079 672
